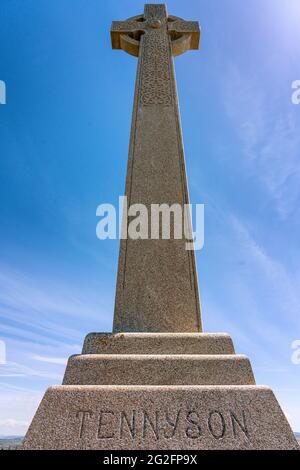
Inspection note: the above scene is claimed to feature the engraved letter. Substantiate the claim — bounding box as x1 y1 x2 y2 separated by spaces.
230 410 249 439
185 411 202 439
97 410 115 439
208 411 226 439
164 409 182 439
120 410 136 439
142 410 159 440
76 410 92 438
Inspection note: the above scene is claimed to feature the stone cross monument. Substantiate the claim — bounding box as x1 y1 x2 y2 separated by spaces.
23 5 298 449
111 4 201 333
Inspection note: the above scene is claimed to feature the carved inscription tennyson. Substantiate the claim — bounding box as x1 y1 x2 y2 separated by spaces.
72 407 250 441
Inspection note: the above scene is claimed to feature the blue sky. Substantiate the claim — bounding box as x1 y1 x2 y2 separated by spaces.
0 0 300 436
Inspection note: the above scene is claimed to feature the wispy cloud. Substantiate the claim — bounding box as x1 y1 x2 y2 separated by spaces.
0 263 99 321
0 384 42 436
0 259 111 435
0 262 105 347
0 360 62 380
201 202 300 367
222 63 300 219
230 214 300 330
31 355 68 365
0 418 29 428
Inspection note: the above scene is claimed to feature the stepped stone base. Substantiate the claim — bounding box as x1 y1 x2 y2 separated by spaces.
22 385 298 450
23 332 299 450
63 354 255 386
82 332 235 355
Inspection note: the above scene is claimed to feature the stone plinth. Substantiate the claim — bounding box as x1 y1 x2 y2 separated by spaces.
82 332 235 355
63 354 255 386
22 385 299 450
23 332 298 449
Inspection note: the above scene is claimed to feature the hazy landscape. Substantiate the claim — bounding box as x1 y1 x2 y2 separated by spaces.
0 436 23 450
0 434 299 450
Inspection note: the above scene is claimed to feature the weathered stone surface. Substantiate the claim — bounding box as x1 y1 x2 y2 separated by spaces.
63 354 255 386
112 4 202 333
82 332 235 355
22 385 299 450
111 8 200 57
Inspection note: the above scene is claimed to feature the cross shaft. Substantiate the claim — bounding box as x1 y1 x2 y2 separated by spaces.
111 4 202 333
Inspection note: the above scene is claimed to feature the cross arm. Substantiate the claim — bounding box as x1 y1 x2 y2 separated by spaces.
111 20 143 49
110 20 142 49
168 20 200 50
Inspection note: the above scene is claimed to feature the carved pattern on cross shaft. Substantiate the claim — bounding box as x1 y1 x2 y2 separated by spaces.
144 4 166 19
140 32 173 106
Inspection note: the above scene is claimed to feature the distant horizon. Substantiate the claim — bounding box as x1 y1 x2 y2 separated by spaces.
1 431 300 438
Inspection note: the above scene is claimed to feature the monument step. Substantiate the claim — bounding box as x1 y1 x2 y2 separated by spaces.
82 332 235 355
22 385 299 450
63 354 255 386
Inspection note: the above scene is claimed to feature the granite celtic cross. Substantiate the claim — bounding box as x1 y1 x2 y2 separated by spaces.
111 4 202 333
